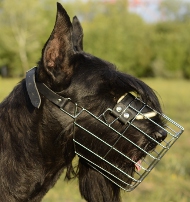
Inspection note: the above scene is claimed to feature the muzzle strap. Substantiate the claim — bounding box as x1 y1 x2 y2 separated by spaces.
112 93 156 124
112 94 137 124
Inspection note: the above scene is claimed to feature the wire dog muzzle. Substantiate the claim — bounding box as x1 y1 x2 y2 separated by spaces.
26 67 184 191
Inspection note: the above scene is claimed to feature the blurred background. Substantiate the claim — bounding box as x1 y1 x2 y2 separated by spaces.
0 0 189 201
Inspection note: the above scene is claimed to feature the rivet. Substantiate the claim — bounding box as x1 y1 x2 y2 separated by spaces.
58 98 62 102
116 106 122 113
123 112 130 119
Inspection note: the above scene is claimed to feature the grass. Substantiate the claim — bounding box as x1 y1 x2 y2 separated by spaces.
0 77 21 100
0 77 190 202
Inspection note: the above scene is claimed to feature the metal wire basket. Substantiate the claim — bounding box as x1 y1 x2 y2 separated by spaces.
60 93 184 191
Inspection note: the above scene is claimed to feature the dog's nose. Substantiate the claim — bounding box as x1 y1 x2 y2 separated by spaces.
155 129 167 143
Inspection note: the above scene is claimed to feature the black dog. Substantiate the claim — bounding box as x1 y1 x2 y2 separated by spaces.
0 3 169 202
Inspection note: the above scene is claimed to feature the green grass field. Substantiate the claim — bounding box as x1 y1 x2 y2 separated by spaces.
0 77 190 202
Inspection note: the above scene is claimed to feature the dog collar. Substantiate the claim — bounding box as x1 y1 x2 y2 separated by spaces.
26 67 70 109
26 67 41 108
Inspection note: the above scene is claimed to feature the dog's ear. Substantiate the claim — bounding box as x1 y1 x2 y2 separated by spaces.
40 3 74 82
72 16 83 51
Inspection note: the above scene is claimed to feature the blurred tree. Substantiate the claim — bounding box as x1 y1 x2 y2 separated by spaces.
150 22 186 78
0 0 190 79
152 0 190 78
160 0 190 22
0 0 56 76
82 0 153 77
183 50 190 79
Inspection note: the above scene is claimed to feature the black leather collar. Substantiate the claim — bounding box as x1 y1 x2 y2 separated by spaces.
26 67 41 108
26 67 69 109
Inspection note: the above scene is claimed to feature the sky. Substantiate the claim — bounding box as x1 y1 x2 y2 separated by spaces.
128 0 162 23
61 0 190 23
129 0 190 22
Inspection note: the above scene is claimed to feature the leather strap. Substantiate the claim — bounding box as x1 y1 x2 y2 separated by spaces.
112 93 156 124
26 67 41 108
112 94 137 124
26 67 69 109
36 82 69 108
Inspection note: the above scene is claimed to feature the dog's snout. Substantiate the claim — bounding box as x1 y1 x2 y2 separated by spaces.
155 130 167 143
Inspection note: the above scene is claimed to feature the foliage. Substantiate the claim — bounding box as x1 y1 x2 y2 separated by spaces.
0 0 190 79
0 0 56 76
159 0 190 22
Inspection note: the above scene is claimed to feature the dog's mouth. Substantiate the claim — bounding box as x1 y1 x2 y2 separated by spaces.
131 155 144 172
134 159 142 172
132 141 159 172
